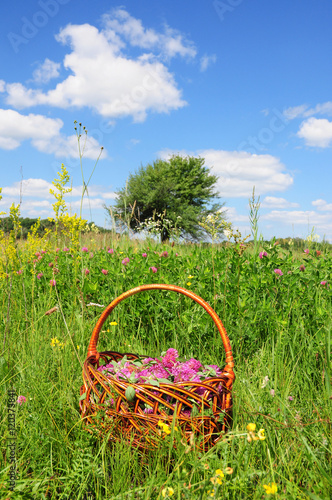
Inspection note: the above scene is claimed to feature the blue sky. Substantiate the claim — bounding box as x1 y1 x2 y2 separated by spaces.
1 0 332 240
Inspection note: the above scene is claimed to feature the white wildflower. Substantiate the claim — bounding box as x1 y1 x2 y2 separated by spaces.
261 376 269 388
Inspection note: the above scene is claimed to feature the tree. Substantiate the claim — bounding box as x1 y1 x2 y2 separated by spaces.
108 155 224 242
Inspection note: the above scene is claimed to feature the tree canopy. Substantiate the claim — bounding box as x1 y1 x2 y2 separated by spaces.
109 155 224 242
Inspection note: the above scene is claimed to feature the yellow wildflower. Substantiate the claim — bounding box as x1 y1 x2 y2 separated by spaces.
247 423 256 432
158 420 171 434
211 476 222 485
161 486 174 497
224 467 233 474
110 321 118 326
207 490 215 498
186 282 192 286
210 469 224 485
263 482 278 495
188 275 194 279
257 428 266 440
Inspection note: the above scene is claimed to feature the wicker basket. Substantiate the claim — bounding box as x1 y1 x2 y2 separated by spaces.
80 284 235 451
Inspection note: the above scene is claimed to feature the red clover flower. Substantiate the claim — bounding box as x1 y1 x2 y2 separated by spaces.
17 395 26 405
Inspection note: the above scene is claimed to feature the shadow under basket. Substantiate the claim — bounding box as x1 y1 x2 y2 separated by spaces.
80 284 235 452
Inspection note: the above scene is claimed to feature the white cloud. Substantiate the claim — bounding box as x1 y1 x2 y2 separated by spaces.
66 185 116 199
0 80 5 92
284 101 332 120
126 138 140 149
159 149 293 198
3 179 53 198
297 117 332 147
261 196 299 209
312 199 332 211
0 108 105 158
21 207 52 218
4 14 189 122
69 198 109 210
262 209 332 241
2 178 115 202
0 178 116 222
263 209 332 228
0 109 62 150
26 200 51 208
207 151 293 197
199 54 217 72
225 206 249 223
32 58 61 84
100 191 117 200
33 133 103 159
102 8 197 59
283 104 309 120
306 102 332 117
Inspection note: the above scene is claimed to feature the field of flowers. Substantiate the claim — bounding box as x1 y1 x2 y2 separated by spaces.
0 223 331 498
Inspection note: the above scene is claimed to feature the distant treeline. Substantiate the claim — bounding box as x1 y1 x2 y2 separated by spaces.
0 217 109 238
0 216 331 249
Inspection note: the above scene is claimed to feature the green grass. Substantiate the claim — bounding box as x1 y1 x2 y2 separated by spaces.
0 235 331 499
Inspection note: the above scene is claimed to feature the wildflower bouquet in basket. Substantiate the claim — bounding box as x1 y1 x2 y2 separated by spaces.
97 348 224 416
81 284 234 451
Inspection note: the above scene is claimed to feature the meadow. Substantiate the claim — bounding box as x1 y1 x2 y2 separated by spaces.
0 223 331 499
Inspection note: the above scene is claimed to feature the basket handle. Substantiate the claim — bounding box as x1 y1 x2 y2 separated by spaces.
86 284 234 373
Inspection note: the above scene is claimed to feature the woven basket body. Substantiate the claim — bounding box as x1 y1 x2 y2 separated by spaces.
80 284 235 451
